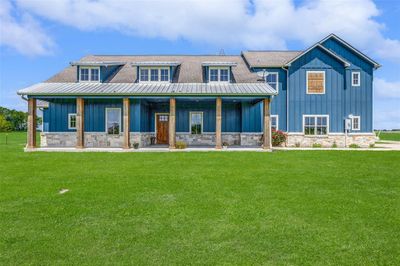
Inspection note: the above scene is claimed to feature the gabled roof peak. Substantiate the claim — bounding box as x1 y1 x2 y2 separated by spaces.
320 33 381 69
284 43 350 67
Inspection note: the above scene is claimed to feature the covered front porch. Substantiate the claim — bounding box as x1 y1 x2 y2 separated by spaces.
26 96 273 150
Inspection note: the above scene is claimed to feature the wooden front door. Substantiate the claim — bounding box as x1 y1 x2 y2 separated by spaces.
156 114 169 144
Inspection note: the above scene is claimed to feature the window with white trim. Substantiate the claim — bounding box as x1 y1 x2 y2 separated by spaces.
79 67 100 82
68 113 77 129
208 67 230 83
352 72 360 86
271 115 278 130
139 67 170 82
306 71 325 94
304 115 328 135
352 116 360 130
106 108 121 135
266 72 278 91
190 112 203 134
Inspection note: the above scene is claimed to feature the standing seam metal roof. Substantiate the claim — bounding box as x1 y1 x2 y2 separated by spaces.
17 82 277 96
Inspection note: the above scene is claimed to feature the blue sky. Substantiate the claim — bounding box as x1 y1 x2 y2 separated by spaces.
0 0 399 129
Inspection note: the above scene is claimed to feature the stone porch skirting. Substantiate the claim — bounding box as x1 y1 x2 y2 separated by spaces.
40 132 376 148
40 132 264 148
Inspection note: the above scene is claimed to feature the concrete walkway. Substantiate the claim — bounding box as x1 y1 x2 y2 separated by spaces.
274 140 400 151
374 140 400 151
25 147 271 152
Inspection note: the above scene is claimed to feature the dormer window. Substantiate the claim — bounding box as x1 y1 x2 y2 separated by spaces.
79 67 100 82
209 67 230 83
139 67 170 82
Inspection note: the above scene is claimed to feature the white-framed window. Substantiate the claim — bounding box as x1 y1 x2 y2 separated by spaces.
79 67 100 82
271 115 279 131
208 67 230 83
352 71 360 86
139 67 170 82
105 108 121 135
303 115 329 135
352 116 360 130
306 71 325 94
68 113 77 129
190 112 203 134
266 72 279 91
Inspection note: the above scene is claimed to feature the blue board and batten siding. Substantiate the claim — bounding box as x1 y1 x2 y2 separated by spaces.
43 99 252 133
288 46 346 133
252 67 287 131
321 38 374 132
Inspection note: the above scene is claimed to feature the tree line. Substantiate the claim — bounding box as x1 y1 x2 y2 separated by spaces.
0 106 41 132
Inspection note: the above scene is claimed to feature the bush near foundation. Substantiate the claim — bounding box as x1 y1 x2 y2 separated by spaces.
271 129 287 147
176 141 187 149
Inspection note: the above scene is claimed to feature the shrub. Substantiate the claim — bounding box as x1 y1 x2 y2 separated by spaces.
349 143 360 148
271 129 287 147
176 141 187 149
312 143 322 148
222 141 229 147
331 142 338 148
369 143 375 148
132 142 139 149
295 142 301 148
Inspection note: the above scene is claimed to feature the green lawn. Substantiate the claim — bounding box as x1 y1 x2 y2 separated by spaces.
377 131 400 141
1 132 399 265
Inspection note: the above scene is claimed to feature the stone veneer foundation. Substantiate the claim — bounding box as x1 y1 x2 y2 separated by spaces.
41 132 376 148
286 133 377 148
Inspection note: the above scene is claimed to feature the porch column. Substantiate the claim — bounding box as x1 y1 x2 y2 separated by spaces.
123 98 130 149
215 97 222 149
169 98 176 149
76 98 85 149
27 98 37 149
263 98 271 149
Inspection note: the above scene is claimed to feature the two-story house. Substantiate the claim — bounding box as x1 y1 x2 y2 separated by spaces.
18 34 380 150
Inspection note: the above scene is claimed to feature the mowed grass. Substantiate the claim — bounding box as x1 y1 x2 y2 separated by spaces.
377 131 400 141
0 132 399 265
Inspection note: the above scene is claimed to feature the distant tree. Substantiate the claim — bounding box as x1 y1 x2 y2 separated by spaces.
0 114 12 132
0 107 28 131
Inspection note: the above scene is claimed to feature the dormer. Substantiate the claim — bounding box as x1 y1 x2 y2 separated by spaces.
70 61 126 83
202 62 237 83
132 62 180 83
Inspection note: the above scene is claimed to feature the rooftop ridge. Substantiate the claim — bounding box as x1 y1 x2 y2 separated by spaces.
88 54 242 57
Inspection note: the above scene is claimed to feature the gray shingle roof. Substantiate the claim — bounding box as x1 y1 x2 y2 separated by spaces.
46 55 263 84
242 51 302 68
17 82 277 96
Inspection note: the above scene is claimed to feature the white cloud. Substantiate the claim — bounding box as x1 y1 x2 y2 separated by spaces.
373 78 400 129
374 78 400 99
0 0 54 56
374 109 400 130
3 0 399 61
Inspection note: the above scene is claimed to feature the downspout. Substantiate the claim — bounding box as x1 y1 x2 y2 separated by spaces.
281 66 289 132
20 95 28 101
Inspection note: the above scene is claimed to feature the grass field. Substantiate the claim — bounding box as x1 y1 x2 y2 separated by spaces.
377 131 400 141
1 132 399 265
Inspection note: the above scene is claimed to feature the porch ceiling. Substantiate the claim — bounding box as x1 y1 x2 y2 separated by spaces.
17 82 277 97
